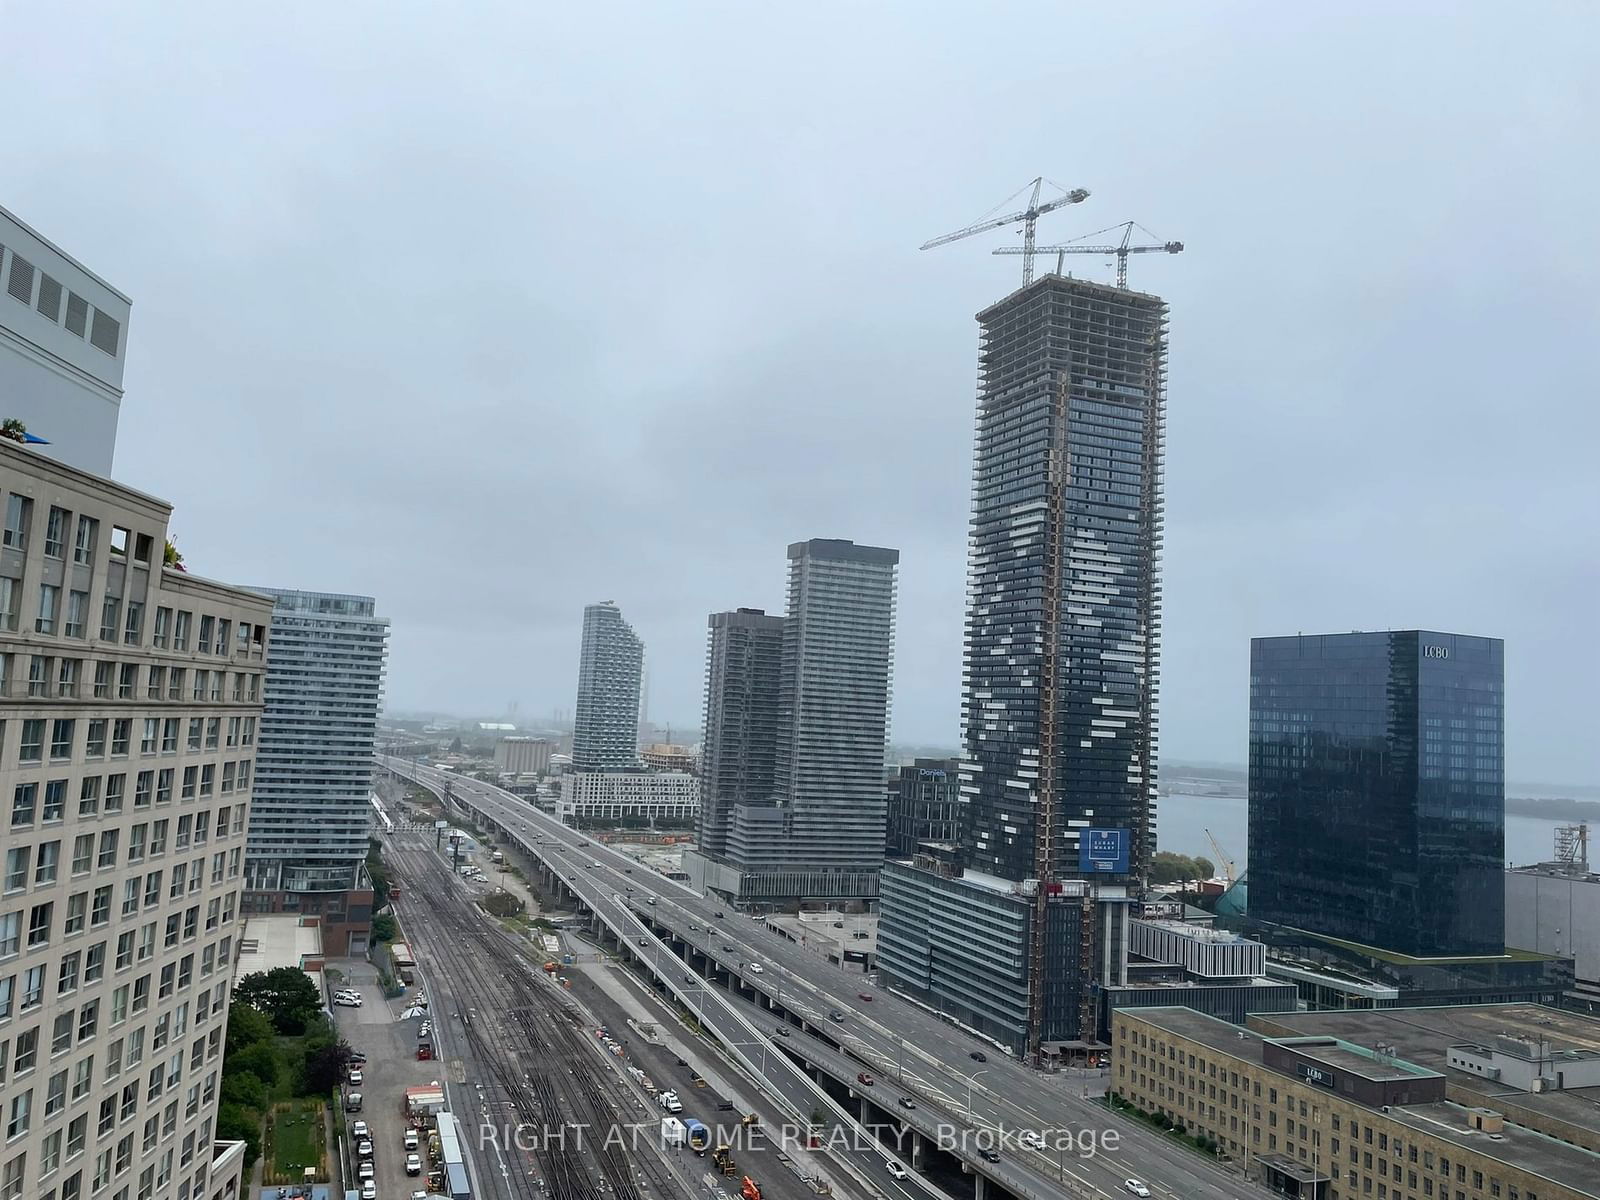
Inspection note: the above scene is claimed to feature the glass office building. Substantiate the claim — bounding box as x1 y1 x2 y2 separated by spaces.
1247 630 1505 957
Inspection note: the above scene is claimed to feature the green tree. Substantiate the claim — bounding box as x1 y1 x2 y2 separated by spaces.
216 1102 262 1166
1194 856 1216 880
303 1042 355 1096
367 838 390 909
226 1001 274 1055
220 1070 269 1113
1150 852 1201 885
229 1043 282 1090
370 913 398 944
237 967 322 1035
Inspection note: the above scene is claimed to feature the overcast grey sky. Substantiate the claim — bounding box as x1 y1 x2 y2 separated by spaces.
5 3 1596 782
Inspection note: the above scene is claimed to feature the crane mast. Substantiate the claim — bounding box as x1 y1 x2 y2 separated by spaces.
920 177 1091 285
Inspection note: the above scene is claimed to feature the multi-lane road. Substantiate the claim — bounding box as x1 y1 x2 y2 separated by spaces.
386 757 1262 1200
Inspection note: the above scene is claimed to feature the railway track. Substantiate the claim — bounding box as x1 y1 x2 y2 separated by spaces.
387 838 681 1200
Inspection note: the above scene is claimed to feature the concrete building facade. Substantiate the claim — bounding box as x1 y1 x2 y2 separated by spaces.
1115 1005 1600 1200
494 736 552 777
570 602 643 772
0 207 131 476
241 591 387 956
878 274 1168 1057
1506 866 1600 1004
555 771 698 827
0 439 271 1200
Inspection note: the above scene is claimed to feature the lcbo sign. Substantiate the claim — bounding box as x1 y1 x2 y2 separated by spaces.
1424 645 1450 659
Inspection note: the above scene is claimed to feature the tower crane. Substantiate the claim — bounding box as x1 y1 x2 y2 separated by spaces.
1205 828 1236 886
993 220 1182 289
921 177 1090 286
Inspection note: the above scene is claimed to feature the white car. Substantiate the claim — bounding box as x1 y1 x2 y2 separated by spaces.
333 995 361 1008
886 1161 908 1179
348 1069 364 1086
361 1184 377 1200
1019 1130 1045 1150
748 964 764 975
1126 1181 1151 1198
358 1162 375 1181
406 1152 423 1175
351 1120 369 1139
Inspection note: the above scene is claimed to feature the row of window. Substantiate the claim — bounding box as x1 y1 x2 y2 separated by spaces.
0 856 240 963
9 758 254 829
5 804 244 893
0 652 261 709
1 710 255 768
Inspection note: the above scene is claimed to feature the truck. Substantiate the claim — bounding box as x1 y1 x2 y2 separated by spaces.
685 1118 711 1153
660 1117 687 1147
491 850 504 864
657 1090 683 1114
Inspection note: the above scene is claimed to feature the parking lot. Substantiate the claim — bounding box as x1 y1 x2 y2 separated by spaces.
327 961 447 1200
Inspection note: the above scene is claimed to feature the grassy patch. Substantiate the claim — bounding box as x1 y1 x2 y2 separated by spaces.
1104 1093 1223 1160
263 1099 327 1184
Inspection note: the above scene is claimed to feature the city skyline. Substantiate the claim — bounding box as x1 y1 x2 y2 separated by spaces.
2 8 1592 783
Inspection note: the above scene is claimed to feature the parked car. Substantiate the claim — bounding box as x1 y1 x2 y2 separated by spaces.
357 1162 375 1182
351 1120 369 1139
357 1139 373 1159
348 1069 364 1086
404 1130 419 1151
406 1153 423 1175
334 995 361 1008
346 1051 368 1065
1125 1181 1151 1198
344 1092 363 1112
856 1072 875 1086
360 1183 376 1200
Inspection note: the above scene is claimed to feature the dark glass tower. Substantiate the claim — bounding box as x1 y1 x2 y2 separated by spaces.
1247 631 1505 957
963 277 1166 883
696 607 785 861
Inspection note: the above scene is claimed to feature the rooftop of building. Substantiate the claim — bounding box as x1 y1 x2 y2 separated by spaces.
1134 917 1259 945
1386 1101 1600 1199
0 202 131 301
785 537 900 565
1125 1007 1437 1082
237 915 325 981
1249 1005 1600 1142
975 270 1170 320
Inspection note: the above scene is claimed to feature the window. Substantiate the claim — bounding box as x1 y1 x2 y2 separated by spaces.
161 722 177 755
111 720 130 757
84 944 103 984
92 663 111 700
96 831 117 870
7 1088 32 1138
180 769 196 801
172 611 190 651
57 659 80 698
167 669 183 702
3 495 32 551
117 664 136 701
99 595 120 642
51 1013 72 1054
90 888 111 928
145 668 164 702
0 580 14 633
33 843 57 886
44 507 68 559
149 821 166 855
198 766 213 798
71 836 93 873
14 1027 36 1071
127 827 146 864
134 774 152 811
152 608 170 649
72 516 96 566
27 656 49 698
64 894 85 936
156 770 173 806
10 784 35 826
215 620 230 656
50 720 74 760
36 584 59 634
204 719 219 751
61 591 88 641
190 671 206 703
122 601 142 646
3 850 25 892
26 903 51 948
197 616 213 654
104 775 124 813
77 779 100 820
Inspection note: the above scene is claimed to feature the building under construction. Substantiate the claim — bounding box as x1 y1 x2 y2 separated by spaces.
877 272 1168 1060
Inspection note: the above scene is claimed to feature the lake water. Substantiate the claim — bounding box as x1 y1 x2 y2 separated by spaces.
1157 791 1561 874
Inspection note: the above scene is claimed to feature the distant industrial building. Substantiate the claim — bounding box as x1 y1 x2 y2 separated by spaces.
0 205 131 474
495 735 553 777
571 601 644 771
884 758 961 857
1104 918 1296 1034
687 540 898 905
1117 1004 1600 1200
243 589 390 955
1506 848 1600 1005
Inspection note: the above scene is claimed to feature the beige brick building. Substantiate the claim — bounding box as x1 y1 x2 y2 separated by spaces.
1114 1007 1600 1200
0 440 271 1200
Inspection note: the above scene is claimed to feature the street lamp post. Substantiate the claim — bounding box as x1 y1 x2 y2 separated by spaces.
965 1067 991 1119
